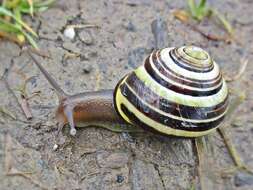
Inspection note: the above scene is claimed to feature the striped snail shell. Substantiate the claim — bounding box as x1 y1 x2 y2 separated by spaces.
114 46 229 137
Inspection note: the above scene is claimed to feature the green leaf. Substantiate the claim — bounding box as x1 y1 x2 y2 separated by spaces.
198 0 206 10
187 0 209 21
26 0 34 16
34 0 55 8
23 30 39 49
14 8 22 30
16 0 54 14
188 0 198 19
0 20 20 33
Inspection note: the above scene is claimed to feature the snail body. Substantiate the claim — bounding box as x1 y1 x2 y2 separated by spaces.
28 46 228 137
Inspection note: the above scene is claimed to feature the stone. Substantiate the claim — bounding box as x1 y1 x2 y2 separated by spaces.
79 30 94 45
64 27 76 39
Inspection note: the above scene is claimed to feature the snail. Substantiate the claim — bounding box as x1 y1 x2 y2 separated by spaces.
27 46 228 137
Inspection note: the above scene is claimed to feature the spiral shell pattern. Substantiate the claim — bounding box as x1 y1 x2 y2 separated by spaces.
114 46 228 137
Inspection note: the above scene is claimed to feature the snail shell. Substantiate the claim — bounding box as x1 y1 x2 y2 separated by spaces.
114 46 229 137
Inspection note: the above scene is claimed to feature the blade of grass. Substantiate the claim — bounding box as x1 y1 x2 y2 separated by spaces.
212 9 233 35
188 0 198 19
13 7 22 30
13 0 54 14
0 0 55 48
0 17 38 48
23 30 38 49
33 0 55 8
0 7 37 37
26 0 34 17
198 0 206 9
196 0 207 20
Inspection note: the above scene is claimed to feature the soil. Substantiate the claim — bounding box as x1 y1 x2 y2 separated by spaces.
0 0 253 189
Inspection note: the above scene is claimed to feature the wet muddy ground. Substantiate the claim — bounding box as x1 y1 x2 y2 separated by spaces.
0 0 253 189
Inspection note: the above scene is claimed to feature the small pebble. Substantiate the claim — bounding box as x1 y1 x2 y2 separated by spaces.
64 27 76 39
79 30 93 45
70 128 77 136
116 175 124 183
82 64 93 74
53 144 58 151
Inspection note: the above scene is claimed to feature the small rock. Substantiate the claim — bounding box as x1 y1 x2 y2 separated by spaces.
81 64 93 74
128 47 149 68
64 27 76 39
79 30 94 45
151 17 169 49
234 171 253 187
53 144 58 151
116 175 124 183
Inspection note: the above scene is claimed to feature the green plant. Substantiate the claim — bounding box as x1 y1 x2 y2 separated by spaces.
188 0 211 21
0 0 55 49
187 0 233 35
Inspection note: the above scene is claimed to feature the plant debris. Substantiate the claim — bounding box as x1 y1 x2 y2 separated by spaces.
0 0 55 49
0 106 16 120
173 0 234 41
225 58 248 82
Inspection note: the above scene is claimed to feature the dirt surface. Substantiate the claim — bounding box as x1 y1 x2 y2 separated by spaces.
0 0 253 189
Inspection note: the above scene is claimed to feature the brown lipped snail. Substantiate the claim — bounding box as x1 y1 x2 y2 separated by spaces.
28 46 228 137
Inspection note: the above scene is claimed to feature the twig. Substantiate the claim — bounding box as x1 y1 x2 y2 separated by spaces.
173 10 231 43
21 46 51 59
1 57 33 120
195 137 216 190
0 106 16 120
19 94 32 120
26 91 41 100
217 92 253 173
6 170 49 190
67 24 100 29
4 134 49 190
217 128 244 168
63 52 80 60
225 59 248 82
189 24 231 42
